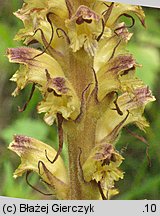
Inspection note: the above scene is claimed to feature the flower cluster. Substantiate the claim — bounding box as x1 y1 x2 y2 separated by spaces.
8 0 155 199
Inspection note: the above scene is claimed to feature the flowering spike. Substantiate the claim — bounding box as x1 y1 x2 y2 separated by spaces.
8 0 155 199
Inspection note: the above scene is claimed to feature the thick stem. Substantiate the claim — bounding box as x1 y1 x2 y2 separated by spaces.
65 119 100 200
63 41 100 199
67 131 82 199
68 49 93 99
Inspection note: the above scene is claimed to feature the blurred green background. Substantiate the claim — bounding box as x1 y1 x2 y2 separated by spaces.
0 0 159 199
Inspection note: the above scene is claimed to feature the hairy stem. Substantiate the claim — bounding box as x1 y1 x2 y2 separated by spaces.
65 119 100 199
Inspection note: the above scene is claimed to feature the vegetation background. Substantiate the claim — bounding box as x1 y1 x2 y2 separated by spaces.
0 0 159 199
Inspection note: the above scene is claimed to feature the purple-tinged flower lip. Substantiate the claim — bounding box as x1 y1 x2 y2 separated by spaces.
107 54 136 74
7 46 81 124
65 4 104 55
11 135 38 154
8 134 69 199
7 47 32 63
51 77 69 94
96 53 136 101
14 134 31 144
72 5 100 23
7 47 43 68
46 70 69 95
124 86 155 109
8 135 68 182
94 143 114 161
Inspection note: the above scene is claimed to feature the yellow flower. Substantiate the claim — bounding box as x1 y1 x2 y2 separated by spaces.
9 135 69 199
7 47 80 125
83 143 124 197
65 5 111 56
14 0 68 45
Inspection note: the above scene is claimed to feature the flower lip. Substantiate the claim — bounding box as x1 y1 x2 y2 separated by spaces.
7 47 32 63
94 144 113 161
72 5 100 23
14 135 31 144
52 77 68 94
107 54 136 74
46 70 68 95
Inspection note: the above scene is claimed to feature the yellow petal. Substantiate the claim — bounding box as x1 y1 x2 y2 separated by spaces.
94 24 132 72
65 5 111 55
97 54 136 101
8 135 69 199
8 135 68 182
96 85 155 143
95 2 145 27
7 47 80 124
106 3 145 27
38 91 80 125
7 47 64 94
15 0 68 28
83 143 124 195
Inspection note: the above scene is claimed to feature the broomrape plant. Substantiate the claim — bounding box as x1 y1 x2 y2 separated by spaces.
7 0 155 200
